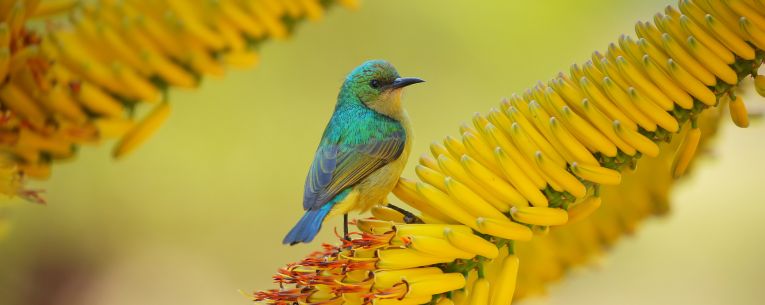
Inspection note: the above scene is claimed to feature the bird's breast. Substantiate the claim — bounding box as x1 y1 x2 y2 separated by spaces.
354 111 413 212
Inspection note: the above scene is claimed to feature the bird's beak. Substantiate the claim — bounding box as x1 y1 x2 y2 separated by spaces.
389 77 425 90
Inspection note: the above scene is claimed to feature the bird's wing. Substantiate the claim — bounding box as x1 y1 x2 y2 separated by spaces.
302 123 406 210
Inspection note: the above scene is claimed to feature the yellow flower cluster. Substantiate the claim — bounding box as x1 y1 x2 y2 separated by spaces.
256 0 765 304
0 0 357 200
253 205 517 305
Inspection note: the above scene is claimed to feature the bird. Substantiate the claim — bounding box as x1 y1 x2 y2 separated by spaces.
283 60 424 245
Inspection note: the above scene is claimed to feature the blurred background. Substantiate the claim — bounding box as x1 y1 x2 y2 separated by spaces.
1 1 765 304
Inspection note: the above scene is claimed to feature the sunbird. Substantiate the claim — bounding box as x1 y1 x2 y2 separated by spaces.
283 60 424 245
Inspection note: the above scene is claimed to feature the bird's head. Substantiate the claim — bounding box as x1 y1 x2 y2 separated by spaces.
341 60 424 118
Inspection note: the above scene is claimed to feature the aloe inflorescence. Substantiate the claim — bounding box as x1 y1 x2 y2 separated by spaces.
253 1 765 304
0 0 357 199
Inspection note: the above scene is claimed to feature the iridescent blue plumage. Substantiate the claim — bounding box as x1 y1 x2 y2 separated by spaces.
283 60 423 245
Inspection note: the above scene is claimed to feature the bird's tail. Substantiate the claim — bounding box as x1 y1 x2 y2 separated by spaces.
282 204 332 245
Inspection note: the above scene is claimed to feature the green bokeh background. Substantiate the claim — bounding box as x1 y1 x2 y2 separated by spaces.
2 1 765 304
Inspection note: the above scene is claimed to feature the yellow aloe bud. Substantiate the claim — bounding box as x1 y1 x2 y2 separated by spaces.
357 218 395 235
703 14 755 60
438 154 507 209
678 15 735 64
672 127 702 178
430 142 452 160
503 104 567 166
756 75 765 97
43 84 87 124
404 273 466 299
443 135 467 159
371 205 407 223
567 196 603 224
94 118 135 139
419 154 441 172
639 54 694 110
685 36 738 85
494 147 548 207
394 224 472 239
625 87 679 132
476 217 532 241
729 95 750 128
406 235 475 260
509 122 553 168
76 81 125 117
511 206 569 226
579 98 637 155
460 154 527 209
450 289 469 305
113 102 171 159
445 176 510 218
614 55 674 111
739 17 765 50
597 56 631 90
416 181 479 230
552 93 618 157
374 267 443 289
582 59 605 84
485 120 546 189
602 76 658 131
489 255 519 305
728 0 765 29
468 278 490 305
392 178 455 224
377 248 454 270
548 117 600 166
534 151 586 198
570 162 622 185
613 120 660 157
578 75 639 129
462 133 510 184
665 58 717 106
0 82 46 128
415 164 448 192
443 227 499 259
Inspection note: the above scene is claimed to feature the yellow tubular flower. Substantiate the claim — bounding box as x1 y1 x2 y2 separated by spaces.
0 0 355 199
728 95 750 128
467 278 490 305
444 227 499 259
371 205 407 223
112 102 171 159
511 206 569 226
672 126 702 178
460 154 527 209
755 75 765 97
415 164 448 192
490 255 519 305
566 196 603 224
405 235 475 260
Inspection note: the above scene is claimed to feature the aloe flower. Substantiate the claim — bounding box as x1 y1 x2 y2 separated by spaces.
0 0 357 199
254 0 765 304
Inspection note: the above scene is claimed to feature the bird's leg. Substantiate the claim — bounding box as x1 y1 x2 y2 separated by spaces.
343 213 349 241
386 203 424 224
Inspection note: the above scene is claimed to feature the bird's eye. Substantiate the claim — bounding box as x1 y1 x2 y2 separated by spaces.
369 79 380 89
